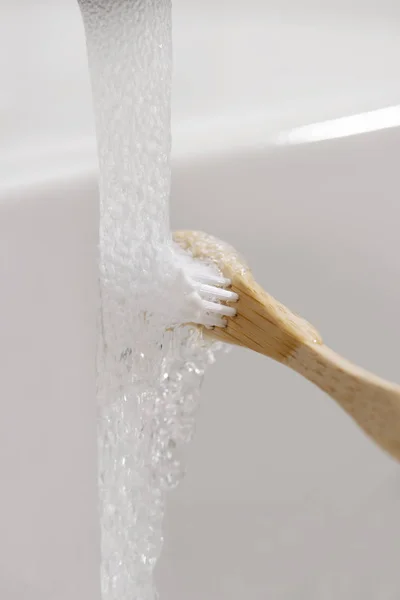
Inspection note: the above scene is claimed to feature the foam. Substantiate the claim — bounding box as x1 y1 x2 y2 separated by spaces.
78 1 219 598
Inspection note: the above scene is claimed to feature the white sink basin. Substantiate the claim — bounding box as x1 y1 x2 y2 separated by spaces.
1 2 400 599
162 127 400 599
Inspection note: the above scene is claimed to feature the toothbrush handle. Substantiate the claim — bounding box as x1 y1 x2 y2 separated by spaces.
288 342 400 462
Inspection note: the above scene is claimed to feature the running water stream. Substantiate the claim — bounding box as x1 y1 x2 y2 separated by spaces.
78 2 220 598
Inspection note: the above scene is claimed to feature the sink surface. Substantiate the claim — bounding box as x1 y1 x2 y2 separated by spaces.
1 1 400 599
2 0 400 177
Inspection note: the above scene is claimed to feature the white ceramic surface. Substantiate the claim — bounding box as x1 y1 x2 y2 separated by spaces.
1 1 400 599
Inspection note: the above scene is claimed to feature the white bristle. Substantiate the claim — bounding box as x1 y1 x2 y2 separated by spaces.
193 282 239 302
174 243 238 327
192 272 231 287
177 249 238 327
201 299 237 317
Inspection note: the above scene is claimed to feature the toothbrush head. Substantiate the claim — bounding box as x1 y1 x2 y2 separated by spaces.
174 230 321 358
174 234 238 328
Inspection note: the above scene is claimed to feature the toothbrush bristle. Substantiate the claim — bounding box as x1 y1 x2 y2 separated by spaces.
174 239 238 328
186 266 238 328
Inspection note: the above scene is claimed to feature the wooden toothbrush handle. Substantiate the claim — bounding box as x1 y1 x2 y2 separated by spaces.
288 342 400 462
174 230 400 461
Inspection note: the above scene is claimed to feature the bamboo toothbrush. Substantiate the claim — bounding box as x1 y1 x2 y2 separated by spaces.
174 230 400 463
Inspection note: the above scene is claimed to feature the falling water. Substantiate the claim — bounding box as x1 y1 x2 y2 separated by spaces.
78 1 220 598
